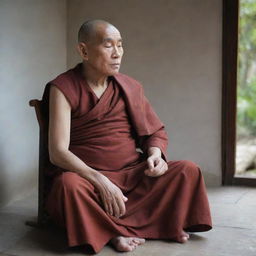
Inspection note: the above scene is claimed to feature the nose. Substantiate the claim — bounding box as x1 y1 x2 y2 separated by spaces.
112 45 122 58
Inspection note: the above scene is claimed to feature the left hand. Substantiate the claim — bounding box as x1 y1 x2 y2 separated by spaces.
144 154 168 177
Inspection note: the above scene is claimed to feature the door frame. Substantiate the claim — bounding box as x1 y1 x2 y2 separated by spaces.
222 0 256 186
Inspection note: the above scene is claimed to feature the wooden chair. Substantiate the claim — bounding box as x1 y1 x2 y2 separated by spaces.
25 99 51 227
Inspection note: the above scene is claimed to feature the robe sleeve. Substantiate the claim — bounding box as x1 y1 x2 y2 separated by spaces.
139 127 168 163
50 76 79 112
42 72 80 114
137 90 169 162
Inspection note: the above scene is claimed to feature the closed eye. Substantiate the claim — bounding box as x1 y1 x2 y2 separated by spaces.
104 42 112 47
103 37 123 48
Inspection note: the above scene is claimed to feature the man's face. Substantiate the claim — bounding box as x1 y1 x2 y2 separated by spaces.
84 25 124 76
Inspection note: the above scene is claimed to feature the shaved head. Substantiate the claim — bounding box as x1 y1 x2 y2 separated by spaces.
76 19 123 76
78 19 116 43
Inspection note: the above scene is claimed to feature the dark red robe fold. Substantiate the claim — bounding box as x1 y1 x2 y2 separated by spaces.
41 63 212 253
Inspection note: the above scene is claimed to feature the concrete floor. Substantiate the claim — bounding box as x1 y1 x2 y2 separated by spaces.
0 186 256 256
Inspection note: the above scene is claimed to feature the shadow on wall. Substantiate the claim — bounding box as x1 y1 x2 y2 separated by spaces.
0 160 38 209
0 153 9 208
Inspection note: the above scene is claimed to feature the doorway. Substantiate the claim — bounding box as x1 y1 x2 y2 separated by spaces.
222 0 256 186
235 0 256 179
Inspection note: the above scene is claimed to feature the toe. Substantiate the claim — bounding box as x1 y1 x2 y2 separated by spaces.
141 238 146 243
172 233 189 243
124 245 132 252
181 236 188 243
181 230 190 239
133 238 145 244
129 243 137 251
132 238 141 244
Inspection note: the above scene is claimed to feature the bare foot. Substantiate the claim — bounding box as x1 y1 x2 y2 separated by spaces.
172 230 190 243
110 236 145 252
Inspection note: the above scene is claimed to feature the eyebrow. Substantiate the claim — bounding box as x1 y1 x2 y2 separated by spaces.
102 37 123 43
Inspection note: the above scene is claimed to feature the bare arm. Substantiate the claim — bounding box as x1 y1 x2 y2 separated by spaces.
48 85 127 218
48 85 99 183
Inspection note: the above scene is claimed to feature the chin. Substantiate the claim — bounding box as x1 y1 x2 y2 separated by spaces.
112 70 120 75
107 69 120 76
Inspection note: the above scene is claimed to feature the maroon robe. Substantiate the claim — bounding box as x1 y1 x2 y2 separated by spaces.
41 63 212 253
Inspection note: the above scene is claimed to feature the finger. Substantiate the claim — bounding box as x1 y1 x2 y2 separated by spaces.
154 160 167 175
103 197 112 215
158 161 168 173
146 165 163 177
154 157 160 166
106 196 113 216
112 196 121 218
152 166 165 177
108 202 114 216
116 194 126 216
123 195 128 202
157 160 166 171
147 157 155 171
144 169 154 176
163 162 168 172
147 159 160 174
144 165 156 176
154 159 162 171
145 168 158 177
118 198 126 217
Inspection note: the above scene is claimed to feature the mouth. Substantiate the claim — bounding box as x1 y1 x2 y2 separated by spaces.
110 63 120 69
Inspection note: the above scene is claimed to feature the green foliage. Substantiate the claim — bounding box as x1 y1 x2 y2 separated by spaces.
237 79 256 135
237 0 256 136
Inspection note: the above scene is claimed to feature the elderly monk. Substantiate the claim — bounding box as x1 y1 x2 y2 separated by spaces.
41 19 212 254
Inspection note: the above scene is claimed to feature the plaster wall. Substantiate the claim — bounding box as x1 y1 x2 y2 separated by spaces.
67 0 222 186
0 0 67 207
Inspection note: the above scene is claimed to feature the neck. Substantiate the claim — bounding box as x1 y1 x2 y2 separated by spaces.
82 62 108 88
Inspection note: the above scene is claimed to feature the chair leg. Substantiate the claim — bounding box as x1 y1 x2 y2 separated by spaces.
25 220 43 228
25 181 49 228
25 210 50 228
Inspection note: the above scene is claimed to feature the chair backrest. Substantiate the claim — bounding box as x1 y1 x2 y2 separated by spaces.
29 99 50 225
29 100 45 130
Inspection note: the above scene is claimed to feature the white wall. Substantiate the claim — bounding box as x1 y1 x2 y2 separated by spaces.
67 0 222 186
0 0 67 207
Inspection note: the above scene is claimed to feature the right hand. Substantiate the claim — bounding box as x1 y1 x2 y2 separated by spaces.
95 174 128 218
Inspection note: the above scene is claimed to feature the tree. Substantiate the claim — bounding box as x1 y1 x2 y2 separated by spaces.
237 0 256 137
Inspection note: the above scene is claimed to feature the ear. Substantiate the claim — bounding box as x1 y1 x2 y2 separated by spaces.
76 42 89 61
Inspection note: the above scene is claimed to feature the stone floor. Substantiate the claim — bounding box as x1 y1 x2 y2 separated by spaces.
0 185 256 256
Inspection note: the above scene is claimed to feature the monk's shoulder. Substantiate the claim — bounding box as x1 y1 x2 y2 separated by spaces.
114 72 144 90
50 68 76 88
47 67 80 111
